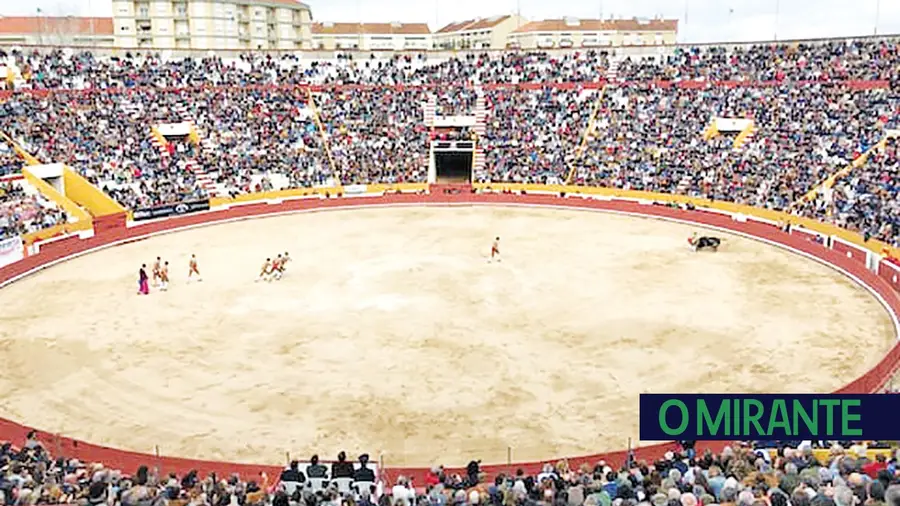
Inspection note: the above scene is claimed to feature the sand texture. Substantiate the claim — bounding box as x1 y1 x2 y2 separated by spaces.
0 206 895 467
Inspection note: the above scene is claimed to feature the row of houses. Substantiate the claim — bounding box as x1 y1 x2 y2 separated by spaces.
0 6 678 51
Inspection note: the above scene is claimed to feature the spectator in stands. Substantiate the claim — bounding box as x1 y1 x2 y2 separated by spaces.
279 461 305 484
307 455 328 479
353 454 375 483
391 476 415 506
332 452 354 479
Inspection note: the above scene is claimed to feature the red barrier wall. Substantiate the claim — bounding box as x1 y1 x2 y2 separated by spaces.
880 261 900 293
832 237 870 266
1 192 899 484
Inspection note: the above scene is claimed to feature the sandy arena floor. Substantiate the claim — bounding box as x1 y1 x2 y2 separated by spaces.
0 205 896 467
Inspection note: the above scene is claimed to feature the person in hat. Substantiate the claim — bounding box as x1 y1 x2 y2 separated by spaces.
331 452 354 479
353 454 375 483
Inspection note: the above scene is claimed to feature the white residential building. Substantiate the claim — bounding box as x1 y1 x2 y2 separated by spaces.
507 17 678 49
433 15 526 50
111 0 313 50
311 22 431 51
0 16 114 47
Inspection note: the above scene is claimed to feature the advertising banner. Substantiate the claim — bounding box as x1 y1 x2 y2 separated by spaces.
0 235 24 268
132 199 211 222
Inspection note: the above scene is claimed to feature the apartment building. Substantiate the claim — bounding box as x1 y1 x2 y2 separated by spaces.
311 22 431 51
0 16 114 46
507 17 678 49
433 15 526 50
112 0 313 50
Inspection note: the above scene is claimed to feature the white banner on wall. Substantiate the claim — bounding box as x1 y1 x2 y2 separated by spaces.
343 184 367 195
713 117 752 132
0 235 24 268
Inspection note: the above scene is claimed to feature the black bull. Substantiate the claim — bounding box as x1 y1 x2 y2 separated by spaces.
693 236 722 251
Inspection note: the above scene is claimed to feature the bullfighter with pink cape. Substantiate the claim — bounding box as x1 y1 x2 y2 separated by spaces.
138 264 150 295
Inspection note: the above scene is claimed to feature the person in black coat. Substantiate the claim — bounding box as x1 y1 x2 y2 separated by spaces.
353 454 375 483
280 461 305 483
331 452 355 479
306 455 328 479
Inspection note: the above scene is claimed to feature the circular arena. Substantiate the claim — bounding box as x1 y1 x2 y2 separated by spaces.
2 193 900 477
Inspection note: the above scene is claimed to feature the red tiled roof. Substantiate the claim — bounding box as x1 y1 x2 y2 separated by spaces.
512 18 678 34
0 16 113 36
465 15 511 31
436 15 514 34
436 19 475 34
312 22 431 35
253 0 310 7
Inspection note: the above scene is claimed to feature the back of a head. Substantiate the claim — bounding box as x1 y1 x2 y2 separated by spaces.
884 485 900 506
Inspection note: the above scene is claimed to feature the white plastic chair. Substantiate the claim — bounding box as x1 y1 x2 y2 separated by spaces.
282 481 302 496
332 477 354 495
307 478 329 492
353 481 376 496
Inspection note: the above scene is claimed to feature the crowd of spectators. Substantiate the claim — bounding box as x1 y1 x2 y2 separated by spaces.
9 428 900 506
799 138 900 246
317 88 428 185
479 87 590 184
0 143 22 177
0 39 899 242
616 40 900 82
0 180 68 240
565 84 897 213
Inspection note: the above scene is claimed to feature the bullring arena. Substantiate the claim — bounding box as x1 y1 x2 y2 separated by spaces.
4 39 900 495
2 191 900 478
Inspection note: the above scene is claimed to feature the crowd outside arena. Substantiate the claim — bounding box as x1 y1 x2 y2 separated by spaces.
0 40 899 245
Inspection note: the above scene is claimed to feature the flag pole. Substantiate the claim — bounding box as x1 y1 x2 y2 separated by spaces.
773 0 780 40
874 0 881 35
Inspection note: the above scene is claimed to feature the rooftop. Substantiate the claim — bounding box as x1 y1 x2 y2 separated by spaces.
0 16 114 36
436 15 514 34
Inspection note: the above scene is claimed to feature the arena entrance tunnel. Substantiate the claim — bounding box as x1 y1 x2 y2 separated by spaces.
0 187 899 486
432 141 474 183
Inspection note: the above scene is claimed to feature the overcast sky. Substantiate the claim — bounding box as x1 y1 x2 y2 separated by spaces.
2 0 897 43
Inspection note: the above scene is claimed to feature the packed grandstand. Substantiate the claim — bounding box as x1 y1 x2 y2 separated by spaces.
0 41 898 247
2 35 900 506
